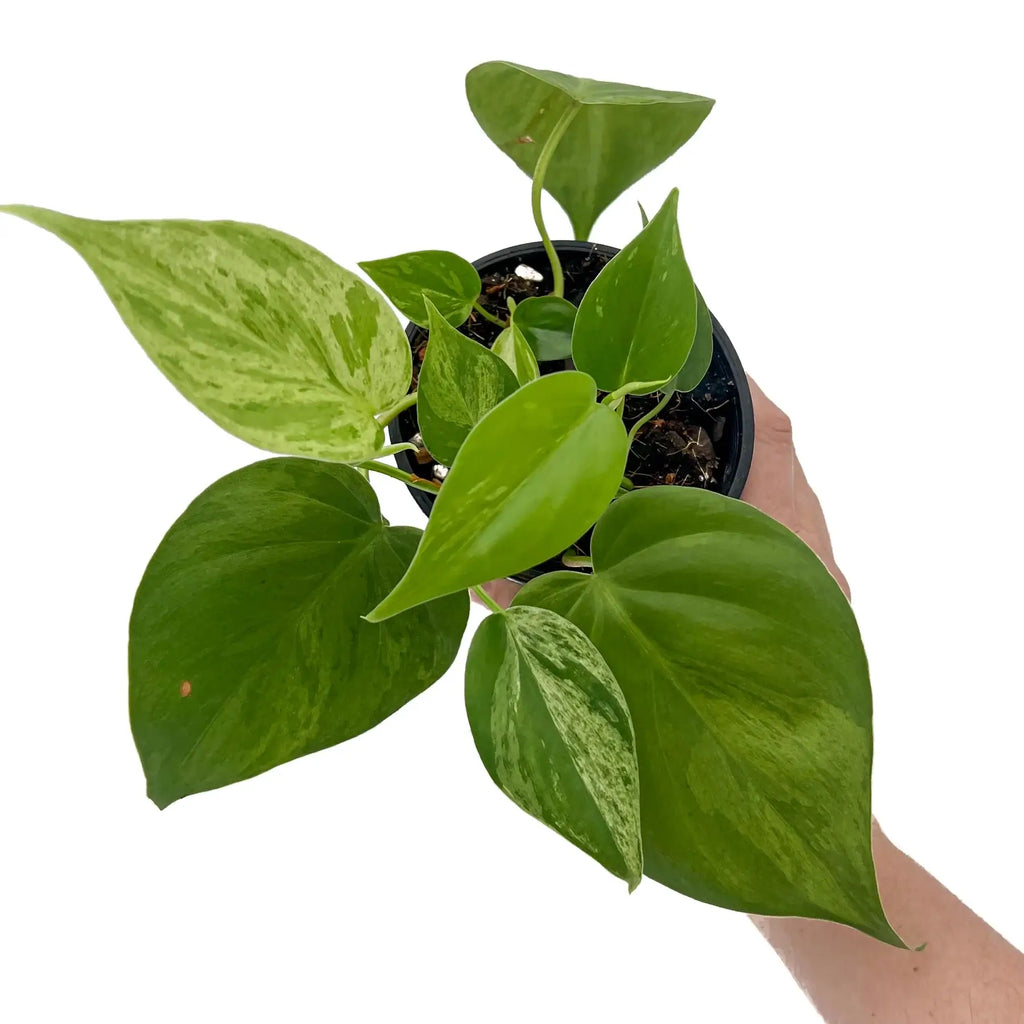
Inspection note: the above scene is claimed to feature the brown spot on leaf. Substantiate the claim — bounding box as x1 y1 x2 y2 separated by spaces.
180 680 192 698
517 135 534 144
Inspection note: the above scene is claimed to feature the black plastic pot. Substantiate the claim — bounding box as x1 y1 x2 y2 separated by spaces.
388 239 755 583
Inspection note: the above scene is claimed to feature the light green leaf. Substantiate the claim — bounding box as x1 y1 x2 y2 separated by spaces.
366 371 628 621
358 249 481 328
492 322 540 384
129 457 469 808
511 295 576 362
466 605 643 890
572 189 697 395
668 288 714 393
417 299 520 466
638 202 650 228
466 61 714 239
515 486 905 946
1 205 411 462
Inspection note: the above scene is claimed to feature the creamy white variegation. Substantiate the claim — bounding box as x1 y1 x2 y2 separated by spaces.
2 205 411 462
516 486 906 947
466 605 642 889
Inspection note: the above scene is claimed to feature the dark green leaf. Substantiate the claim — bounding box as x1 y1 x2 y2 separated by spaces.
466 61 714 239
515 486 905 946
466 605 643 890
572 190 697 395
668 288 714 393
359 249 481 328
511 295 577 362
492 322 540 384
366 371 628 621
1 205 410 462
417 299 520 466
129 458 469 808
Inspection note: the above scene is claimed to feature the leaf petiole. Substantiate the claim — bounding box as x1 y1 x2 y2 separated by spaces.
356 459 440 495
626 390 673 445
374 390 418 426
472 300 506 327
532 102 581 298
472 585 505 614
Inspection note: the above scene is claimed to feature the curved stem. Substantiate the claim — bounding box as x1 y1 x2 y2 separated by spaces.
374 390 418 426
627 389 673 446
357 459 439 495
532 102 581 298
472 585 505 614
472 300 506 327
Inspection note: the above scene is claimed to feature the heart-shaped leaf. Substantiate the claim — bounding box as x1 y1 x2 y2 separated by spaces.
129 458 469 808
466 61 714 239
512 295 576 362
417 299 520 466
668 288 714 393
466 605 643 890
572 190 697 395
359 249 481 328
366 371 628 621
2 206 412 462
515 486 904 946
492 322 540 384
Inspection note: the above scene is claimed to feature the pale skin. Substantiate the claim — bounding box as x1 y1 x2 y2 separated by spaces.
476 378 1024 1022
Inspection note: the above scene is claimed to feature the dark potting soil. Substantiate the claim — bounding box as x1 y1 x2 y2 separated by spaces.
394 244 743 580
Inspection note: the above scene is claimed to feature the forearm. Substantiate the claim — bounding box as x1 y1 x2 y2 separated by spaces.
751 822 1024 1023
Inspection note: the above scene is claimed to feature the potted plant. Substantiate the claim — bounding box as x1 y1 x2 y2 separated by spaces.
0 60 906 947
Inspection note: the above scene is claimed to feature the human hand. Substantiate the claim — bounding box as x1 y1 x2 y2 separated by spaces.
472 376 849 610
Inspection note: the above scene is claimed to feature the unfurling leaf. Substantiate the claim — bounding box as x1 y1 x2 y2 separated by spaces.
466 61 714 239
417 299 519 466
366 371 628 621
515 486 906 947
359 249 481 328
129 458 469 808
1 206 411 463
511 294 577 362
466 605 643 890
492 322 540 384
572 189 697 395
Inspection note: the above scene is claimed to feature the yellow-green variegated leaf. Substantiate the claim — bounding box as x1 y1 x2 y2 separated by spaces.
417 299 520 466
129 458 469 808
1 206 411 462
466 61 714 240
515 486 906 946
359 249 481 328
466 605 642 889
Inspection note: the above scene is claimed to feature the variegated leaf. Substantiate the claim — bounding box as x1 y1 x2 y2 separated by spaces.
1 205 411 462
492 322 540 384
465 605 642 890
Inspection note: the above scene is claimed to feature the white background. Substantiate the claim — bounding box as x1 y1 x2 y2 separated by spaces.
1 2 1021 1020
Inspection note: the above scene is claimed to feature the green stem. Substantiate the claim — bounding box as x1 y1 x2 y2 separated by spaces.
627 389 673 446
561 552 594 569
357 459 440 496
472 585 505 614
601 378 670 405
532 103 581 298
473 300 506 327
619 476 634 491
374 391 418 426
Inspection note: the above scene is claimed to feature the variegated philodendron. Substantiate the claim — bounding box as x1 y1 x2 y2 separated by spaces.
0 59 906 946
